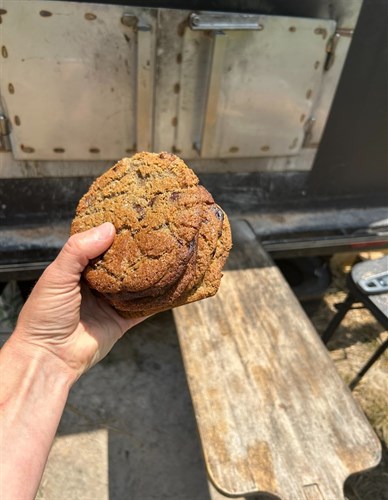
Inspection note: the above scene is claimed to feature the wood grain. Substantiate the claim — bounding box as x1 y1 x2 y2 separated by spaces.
173 220 381 499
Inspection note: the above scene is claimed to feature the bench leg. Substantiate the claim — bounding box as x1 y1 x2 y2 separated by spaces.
349 339 388 390
321 293 355 345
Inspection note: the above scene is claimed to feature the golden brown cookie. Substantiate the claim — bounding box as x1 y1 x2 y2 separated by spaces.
71 152 232 317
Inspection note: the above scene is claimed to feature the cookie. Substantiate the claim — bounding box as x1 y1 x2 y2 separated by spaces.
71 152 232 317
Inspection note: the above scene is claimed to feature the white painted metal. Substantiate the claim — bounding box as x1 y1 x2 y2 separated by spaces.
0 149 317 178
307 34 353 146
199 15 336 158
200 32 227 158
0 1 155 160
0 2 361 172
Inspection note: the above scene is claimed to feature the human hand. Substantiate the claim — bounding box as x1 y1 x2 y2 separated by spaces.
10 223 144 382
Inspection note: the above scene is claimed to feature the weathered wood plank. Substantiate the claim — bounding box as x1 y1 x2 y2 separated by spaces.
173 219 381 499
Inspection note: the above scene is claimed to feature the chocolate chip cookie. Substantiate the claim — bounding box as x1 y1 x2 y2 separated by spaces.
71 152 232 317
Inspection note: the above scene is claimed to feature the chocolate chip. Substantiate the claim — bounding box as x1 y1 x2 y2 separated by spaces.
148 196 157 207
213 206 224 221
170 191 180 201
133 203 145 220
188 239 196 252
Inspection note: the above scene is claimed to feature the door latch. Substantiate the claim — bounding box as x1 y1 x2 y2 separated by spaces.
325 28 353 71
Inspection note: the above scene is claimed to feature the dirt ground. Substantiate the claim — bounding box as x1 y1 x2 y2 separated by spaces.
1 252 387 499
304 252 388 500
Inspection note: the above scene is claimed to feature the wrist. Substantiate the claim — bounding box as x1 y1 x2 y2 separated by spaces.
0 331 75 500
2 331 78 389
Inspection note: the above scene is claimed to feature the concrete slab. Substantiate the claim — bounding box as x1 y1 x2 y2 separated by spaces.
37 429 109 500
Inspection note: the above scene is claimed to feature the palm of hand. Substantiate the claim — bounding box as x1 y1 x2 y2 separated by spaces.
13 224 145 379
16 269 141 379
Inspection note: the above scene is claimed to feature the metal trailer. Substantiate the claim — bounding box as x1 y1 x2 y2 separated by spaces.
0 0 387 285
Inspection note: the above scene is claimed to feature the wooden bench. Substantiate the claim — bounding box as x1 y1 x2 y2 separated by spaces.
173 219 381 499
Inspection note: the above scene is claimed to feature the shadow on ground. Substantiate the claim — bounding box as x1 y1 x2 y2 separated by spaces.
51 311 215 500
302 296 386 351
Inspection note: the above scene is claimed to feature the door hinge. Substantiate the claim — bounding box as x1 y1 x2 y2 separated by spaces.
303 116 316 147
0 115 11 152
325 28 353 71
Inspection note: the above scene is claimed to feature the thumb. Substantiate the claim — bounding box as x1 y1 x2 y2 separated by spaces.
50 222 115 283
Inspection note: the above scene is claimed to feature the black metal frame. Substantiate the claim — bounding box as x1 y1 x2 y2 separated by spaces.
321 275 388 390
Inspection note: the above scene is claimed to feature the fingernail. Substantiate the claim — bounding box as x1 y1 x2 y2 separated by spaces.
94 222 115 240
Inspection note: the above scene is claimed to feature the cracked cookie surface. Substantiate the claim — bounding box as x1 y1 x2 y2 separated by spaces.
71 152 232 317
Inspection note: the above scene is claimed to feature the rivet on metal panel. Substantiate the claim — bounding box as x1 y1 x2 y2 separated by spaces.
314 27 327 40
53 147 65 153
89 148 100 153
1 46 8 58
39 10 52 18
14 115 21 126
191 14 200 27
121 14 138 29
21 145 35 153
8 83 14 94
306 89 313 99
84 13 97 21
177 19 187 37
229 146 239 153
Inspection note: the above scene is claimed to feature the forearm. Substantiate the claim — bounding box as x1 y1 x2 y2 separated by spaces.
0 335 75 500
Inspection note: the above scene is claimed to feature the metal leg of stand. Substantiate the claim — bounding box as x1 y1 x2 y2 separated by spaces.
321 293 355 345
349 339 388 390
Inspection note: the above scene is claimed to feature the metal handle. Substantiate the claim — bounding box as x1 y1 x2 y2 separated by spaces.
190 12 264 31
